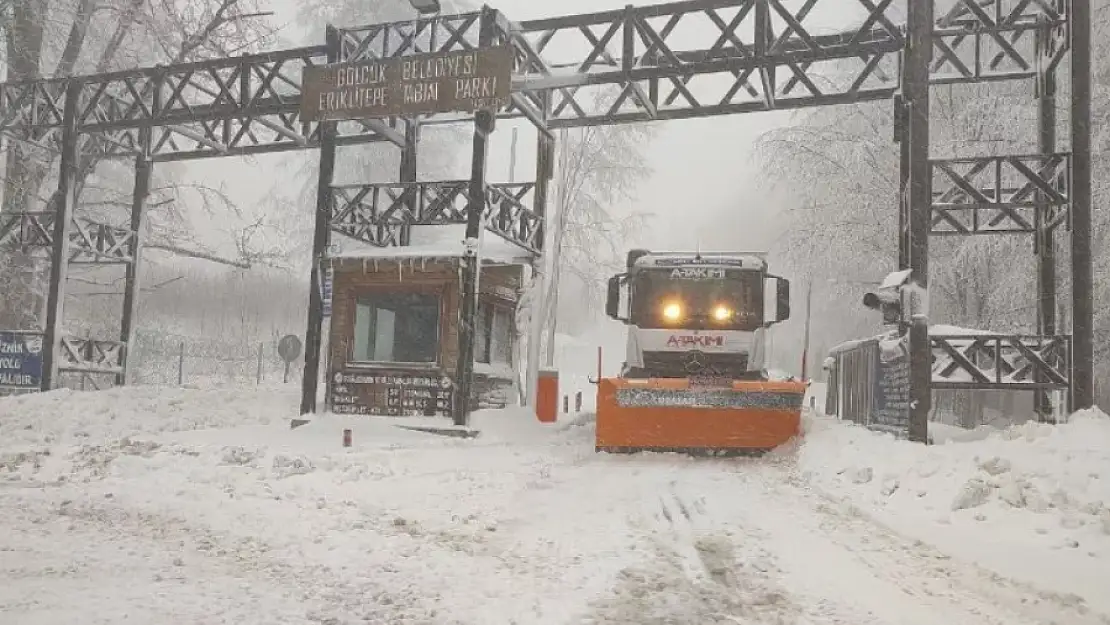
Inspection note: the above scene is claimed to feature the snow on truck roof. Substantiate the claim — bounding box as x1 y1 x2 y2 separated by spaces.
632 251 768 270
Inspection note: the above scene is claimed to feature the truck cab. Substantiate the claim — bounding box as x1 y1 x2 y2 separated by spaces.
605 250 791 380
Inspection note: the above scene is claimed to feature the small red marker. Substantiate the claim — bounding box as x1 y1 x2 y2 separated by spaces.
342 428 352 447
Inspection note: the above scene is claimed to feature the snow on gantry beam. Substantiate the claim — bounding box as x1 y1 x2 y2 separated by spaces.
497 0 1062 127
0 47 408 161
0 0 1068 142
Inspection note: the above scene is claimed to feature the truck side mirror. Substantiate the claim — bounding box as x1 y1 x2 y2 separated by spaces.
776 277 791 322
606 274 626 321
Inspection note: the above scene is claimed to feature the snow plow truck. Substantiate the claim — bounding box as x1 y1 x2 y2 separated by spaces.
596 249 806 456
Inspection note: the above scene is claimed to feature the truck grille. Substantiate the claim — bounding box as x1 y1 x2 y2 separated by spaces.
628 351 752 379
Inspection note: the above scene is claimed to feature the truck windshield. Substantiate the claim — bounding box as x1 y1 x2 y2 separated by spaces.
632 268 764 331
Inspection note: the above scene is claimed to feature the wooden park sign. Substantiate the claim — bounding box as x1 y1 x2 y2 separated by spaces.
300 45 514 121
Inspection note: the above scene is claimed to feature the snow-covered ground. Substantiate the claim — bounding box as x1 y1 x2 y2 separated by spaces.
800 409 1110 614
2 384 1109 624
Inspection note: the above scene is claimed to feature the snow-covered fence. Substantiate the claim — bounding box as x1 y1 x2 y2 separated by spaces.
127 330 303 389
824 337 880 427
825 330 1057 434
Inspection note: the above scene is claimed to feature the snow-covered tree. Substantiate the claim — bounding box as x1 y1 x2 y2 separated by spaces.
542 115 655 351
0 0 278 329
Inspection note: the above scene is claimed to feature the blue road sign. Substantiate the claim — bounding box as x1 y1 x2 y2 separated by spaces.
0 331 45 392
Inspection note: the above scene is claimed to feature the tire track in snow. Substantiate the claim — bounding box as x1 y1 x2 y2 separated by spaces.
575 452 1108 625
654 470 898 625
579 463 878 624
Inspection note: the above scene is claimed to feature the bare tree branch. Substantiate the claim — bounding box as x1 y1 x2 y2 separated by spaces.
54 0 99 76
94 0 144 72
145 242 250 269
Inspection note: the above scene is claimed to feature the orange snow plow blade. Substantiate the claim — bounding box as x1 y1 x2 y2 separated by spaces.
595 377 805 456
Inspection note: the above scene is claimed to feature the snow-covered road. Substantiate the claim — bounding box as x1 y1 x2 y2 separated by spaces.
2 385 1108 624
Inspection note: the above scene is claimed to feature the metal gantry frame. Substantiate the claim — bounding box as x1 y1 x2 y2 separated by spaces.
898 0 1086 436
0 0 1093 433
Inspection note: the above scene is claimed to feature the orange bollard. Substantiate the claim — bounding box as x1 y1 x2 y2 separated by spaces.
536 368 559 423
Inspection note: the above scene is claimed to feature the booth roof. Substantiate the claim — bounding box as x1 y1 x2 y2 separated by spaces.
328 225 535 266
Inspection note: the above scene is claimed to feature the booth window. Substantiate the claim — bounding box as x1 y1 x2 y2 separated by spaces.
476 302 513 365
352 291 440 364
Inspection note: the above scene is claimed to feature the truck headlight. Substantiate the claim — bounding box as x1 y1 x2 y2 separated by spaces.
712 305 732 321
662 302 683 321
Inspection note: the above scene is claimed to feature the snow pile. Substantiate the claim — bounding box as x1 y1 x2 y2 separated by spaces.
0 384 299 483
5 383 1110 622
0 384 298 448
0 388 634 624
801 410 1110 528
799 409 1110 605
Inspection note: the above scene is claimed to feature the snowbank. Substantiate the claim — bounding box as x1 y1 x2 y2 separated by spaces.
799 410 1110 609
0 383 578 487
0 384 298 449
0 387 634 624
0 384 299 484
4 383 1110 622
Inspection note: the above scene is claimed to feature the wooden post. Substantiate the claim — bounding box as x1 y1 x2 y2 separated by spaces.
300 25 340 415
118 127 153 386
40 80 82 391
452 8 497 427
454 106 495 427
525 119 555 411
1035 24 1058 422
1070 0 1094 410
905 0 933 444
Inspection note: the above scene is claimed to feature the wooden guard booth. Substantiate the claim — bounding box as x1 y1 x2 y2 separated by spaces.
326 247 524 418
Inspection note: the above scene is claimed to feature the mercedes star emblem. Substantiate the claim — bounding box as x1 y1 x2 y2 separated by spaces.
684 350 706 373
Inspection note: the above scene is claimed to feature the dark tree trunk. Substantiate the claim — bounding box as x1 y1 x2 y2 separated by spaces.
1 0 50 330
